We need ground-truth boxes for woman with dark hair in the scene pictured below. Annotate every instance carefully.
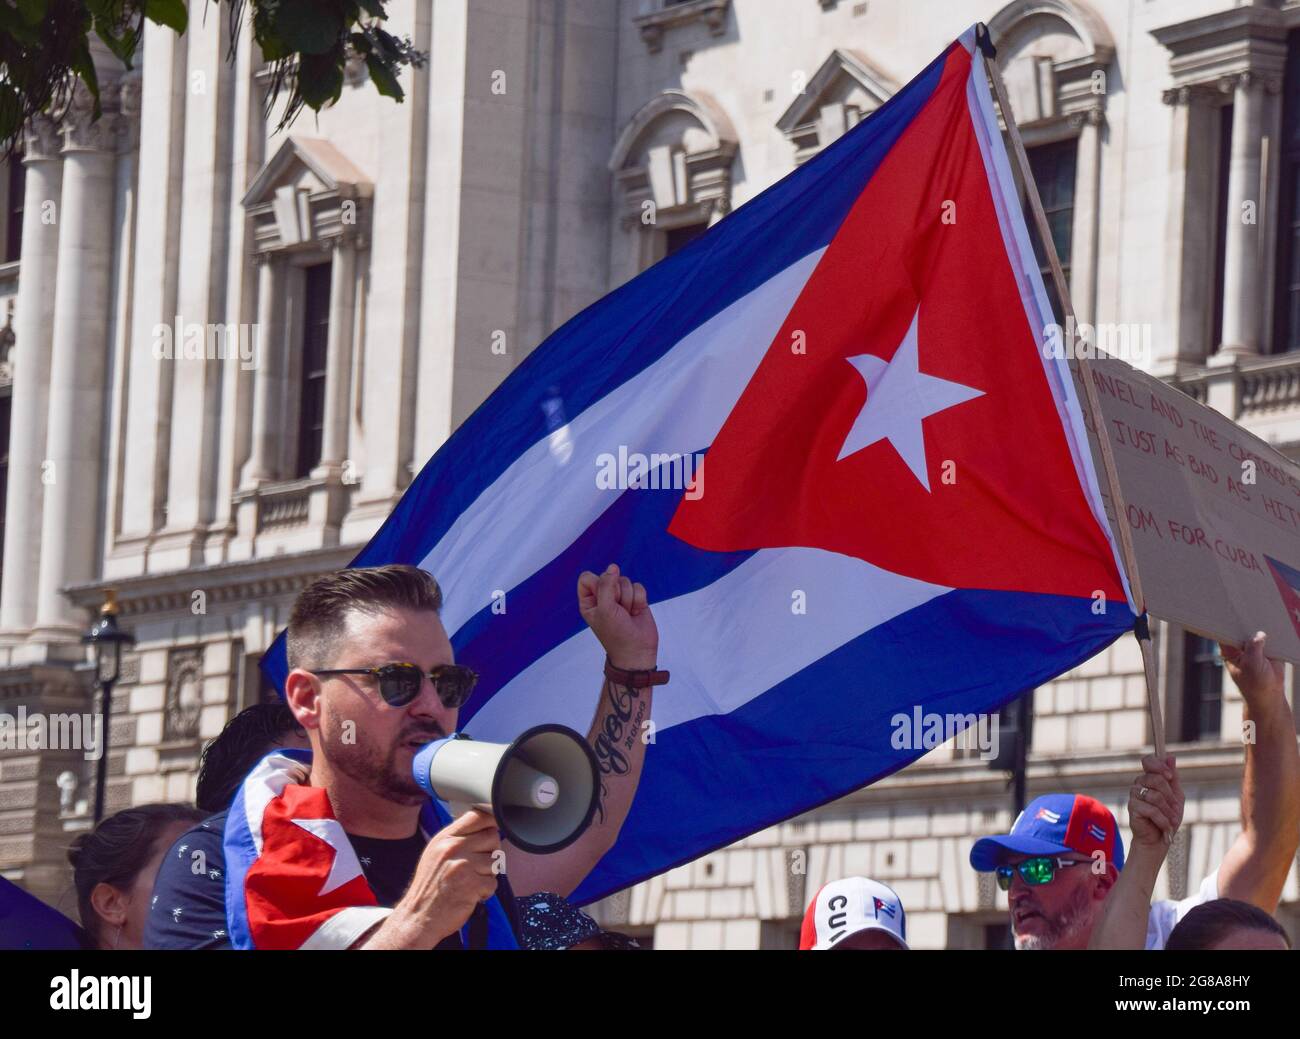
[195,700,308,813]
[1164,898,1292,951]
[67,803,206,950]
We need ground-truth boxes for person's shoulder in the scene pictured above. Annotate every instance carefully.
[162,810,229,869]
[144,810,233,950]
[1145,872,1219,950]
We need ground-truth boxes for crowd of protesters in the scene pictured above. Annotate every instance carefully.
[43,566,1300,951]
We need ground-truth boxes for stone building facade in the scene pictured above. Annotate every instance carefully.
[2,0,1299,947]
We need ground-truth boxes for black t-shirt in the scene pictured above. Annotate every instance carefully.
[143,810,518,950]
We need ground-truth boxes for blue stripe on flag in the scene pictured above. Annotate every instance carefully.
[569,586,1128,903]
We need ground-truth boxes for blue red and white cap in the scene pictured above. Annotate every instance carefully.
[799,877,908,950]
[969,793,1124,872]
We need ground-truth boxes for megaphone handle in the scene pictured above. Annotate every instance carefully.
[467,901,490,949]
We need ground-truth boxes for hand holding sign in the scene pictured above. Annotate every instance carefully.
[1219,632,1286,714]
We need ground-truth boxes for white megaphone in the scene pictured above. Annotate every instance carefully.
[412,724,600,854]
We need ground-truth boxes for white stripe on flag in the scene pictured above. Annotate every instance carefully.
[963,51,1133,612]
[465,546,951,741]
[422,248,829,637]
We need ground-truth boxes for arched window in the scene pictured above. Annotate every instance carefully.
[609,90,738,281]
[989,0,1116,327]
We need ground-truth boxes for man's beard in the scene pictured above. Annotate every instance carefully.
[322,713,446,806]
[1013,886,1095,950]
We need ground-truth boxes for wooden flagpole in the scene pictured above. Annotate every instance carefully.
[975,27,1166,759]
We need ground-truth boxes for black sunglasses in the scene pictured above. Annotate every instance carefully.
[311,662,479,709]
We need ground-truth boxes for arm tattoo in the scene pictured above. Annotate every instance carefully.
[591,679,649,824]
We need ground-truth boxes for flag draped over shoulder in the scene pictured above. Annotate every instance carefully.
[262,26,1133,904]
[223,750,517,949]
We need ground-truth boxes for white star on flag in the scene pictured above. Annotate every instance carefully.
[837,305,984,491]
[292,817,366,896]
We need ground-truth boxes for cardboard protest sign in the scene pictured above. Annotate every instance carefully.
[1075,354,1300,664]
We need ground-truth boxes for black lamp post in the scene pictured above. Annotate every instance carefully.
[83,590,135,824]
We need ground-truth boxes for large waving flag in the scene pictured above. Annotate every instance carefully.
[263,27,1133,903]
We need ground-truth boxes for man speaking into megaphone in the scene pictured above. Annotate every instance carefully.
[144,562,663,951]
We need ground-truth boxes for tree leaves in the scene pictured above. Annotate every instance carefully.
[143,0,187,33]
[364,53,401,100]
[297,50,344,109]
[273,0,343,57]
[0,0,424,154]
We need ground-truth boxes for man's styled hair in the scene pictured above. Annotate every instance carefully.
[195,700,306,813]
[287,564,443,671]
[1165,898,1292,950]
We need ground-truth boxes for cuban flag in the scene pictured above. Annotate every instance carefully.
[263,27,1133,904]
[223,750,517,948]
[1265,555,1300,641]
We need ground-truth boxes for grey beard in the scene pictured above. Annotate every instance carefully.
[1013,886,1095,950]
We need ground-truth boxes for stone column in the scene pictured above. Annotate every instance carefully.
[1218,72,1267,357]
[0,117,64,637]
[100,74,142,561]
[241,254,286,485]
[158,9,233,560]
[31,92,121,639]
[314,237,357,476]
[115,21,187,552]
[1067,106,1104,329]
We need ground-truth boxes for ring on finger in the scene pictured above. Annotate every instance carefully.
[1139,786,1149,800]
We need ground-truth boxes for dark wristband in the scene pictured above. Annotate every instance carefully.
[604,657,670,689]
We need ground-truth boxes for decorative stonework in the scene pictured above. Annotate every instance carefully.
[164,648,203,742]
[609,89,738,231]
[1150,5,1288,94]
[116,74,143,152]
[0,299,15,389]
[1067,104,1104,130]
[59,79,122,154]
[22,114,63,164]
[242,136,373,255]
[1157,72,1282,108]
[776,49,896,164]
[987,0,1115,132]
[633,0,731,54]
[64,545,356,621]
[116,653,141,687]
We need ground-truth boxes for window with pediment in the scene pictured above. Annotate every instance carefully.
[609,90,738,279]
[776,49,896,166]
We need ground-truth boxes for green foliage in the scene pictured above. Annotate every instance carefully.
[0,0,425,153]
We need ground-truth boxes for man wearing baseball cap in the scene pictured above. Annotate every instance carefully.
[970,632,1300,950]
[800,877,908,950]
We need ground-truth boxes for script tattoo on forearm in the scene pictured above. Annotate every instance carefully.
[591,679,649,824]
